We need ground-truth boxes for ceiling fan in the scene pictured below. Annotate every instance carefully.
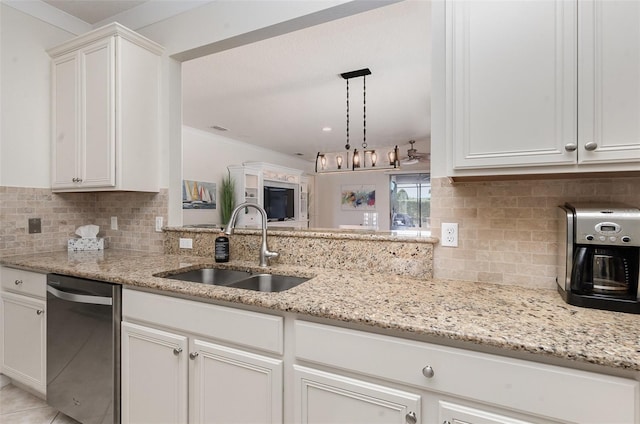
[400,140,430,165]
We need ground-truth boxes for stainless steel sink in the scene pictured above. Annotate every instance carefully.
[162,268,252,286]
[226,274,309,292]
[159,267,309,292]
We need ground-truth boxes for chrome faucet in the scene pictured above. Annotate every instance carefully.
[224,202,279,267]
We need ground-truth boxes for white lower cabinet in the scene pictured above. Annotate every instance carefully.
[294,365,420,424]
[121,322,189,423]
[0,293,46,394]
[438,401,539,424]
[190,339,283,423]
[0,267,47,395]
[121,289,284,424]
[294,321,639,424]
[121,288,638,424]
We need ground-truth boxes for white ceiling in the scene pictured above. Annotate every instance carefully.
[182,0,431,163]
[18,0,431,164]
[41,0,147,24]
[7,0,213,33]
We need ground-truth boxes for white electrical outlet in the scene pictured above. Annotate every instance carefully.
[110,216,118,230]
[179,238,193,249]
[441,223,459,247]
[155,216,163,232]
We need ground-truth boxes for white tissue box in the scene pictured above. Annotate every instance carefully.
[68,237,105,251]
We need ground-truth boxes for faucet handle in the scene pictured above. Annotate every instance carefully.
[265,250,279,259]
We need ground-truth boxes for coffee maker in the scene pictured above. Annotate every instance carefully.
[557,203,640,314]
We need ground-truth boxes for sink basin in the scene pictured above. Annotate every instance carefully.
[159,267,309,292]
[226,274,309,292]
[162,268,252,286]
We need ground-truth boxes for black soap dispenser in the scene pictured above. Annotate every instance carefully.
[215,233,230,262]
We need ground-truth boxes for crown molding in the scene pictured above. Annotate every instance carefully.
[2,0,214,36]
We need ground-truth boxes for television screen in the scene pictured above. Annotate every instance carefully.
[264,186,295,221]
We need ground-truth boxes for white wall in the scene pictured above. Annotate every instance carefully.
[430,0,445,178]
[183,126,431,230]
[182,126,313,225]
[135,1,394,225]
[0,4,73,187]
[0,0,396,216]
[315,171,391,230]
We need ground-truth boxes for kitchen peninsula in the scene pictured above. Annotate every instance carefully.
[2,248,638,370]
[1,228,638,423]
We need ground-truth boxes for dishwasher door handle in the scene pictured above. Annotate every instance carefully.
[47,285,113,306]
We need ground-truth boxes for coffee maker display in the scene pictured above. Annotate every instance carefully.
[557,203,640,314]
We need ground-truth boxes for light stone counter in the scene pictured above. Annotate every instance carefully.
[1,249,639,373]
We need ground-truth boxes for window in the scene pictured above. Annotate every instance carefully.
[390,174,430,230]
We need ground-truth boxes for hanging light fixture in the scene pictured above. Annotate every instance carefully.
[388,146,399,167]
[316,68,400,173]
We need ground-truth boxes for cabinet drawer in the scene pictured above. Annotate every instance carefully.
[1,267,46,299]
[295,321,638,424]
[123,289,283,355]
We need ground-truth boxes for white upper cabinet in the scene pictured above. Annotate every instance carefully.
[447,0,640,176]
[48,23,163,192]
[578,0,640,164]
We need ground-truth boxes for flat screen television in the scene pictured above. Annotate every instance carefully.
[263,185,295,221]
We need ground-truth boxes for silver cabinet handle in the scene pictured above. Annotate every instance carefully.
[584,141,598,151]
[14,279,23,285]
[422,365,434,378]
[173,348,182,355]
[189,352,199,360]
[405,411,417,424]
[36,309,44,315]
[564,143,577,152]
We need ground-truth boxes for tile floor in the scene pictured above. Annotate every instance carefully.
[0,377,79,424]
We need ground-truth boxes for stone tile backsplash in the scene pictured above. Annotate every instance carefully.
[3,174,638,291]
[430,176,640,289]
[0,186,167,256]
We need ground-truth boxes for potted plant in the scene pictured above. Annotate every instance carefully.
[220,172,236,225]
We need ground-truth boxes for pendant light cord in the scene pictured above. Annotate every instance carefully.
[362,75,367,149]
[345,79,350,150]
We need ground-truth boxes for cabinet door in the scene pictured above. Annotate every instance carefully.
[294,365,420,424]
[51,51,80,189]
[578,0,640,164]
[189,338,283,424]
[438,400,559,424]
[121,322,188,424]
[0,292,46,394]
[448,0,577,169]
[228,166,263,227]
[80,38,116,188]
[299,180,309,222]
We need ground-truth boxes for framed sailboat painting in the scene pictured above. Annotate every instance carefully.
[182,180,217,209]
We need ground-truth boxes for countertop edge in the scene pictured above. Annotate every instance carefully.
[1,250,638,374]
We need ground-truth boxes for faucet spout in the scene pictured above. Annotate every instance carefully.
[223,202,278,267]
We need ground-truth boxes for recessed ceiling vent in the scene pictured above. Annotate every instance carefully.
[210,125,229,131]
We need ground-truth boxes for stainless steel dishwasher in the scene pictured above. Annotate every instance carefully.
[46,274,121,424]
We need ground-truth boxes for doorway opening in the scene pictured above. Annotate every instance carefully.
[390,174,431,231]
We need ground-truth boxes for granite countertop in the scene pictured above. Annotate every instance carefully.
[1,249,639,373]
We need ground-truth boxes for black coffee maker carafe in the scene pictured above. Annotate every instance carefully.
[571,246,637,296]
[558,203,640,314]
